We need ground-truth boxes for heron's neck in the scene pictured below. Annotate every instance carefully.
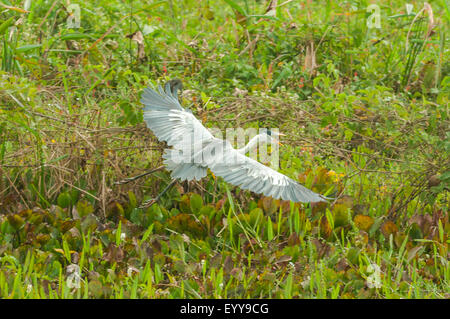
[237,135,261,154]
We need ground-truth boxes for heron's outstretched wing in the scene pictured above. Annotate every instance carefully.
[141,85,214,149]
[142,83,327,203]
[209,145,327,203]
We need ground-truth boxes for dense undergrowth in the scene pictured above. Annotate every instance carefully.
[0,0,448,298]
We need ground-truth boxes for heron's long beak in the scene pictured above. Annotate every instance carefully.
[277,132,285,145]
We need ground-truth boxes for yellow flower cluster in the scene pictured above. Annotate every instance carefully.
[327,170,344,182]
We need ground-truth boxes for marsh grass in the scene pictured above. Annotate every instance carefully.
[0,0,448,298]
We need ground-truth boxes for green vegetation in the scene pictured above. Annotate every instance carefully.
[0,0,448,298]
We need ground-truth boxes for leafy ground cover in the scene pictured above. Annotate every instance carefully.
[0,0,448,298]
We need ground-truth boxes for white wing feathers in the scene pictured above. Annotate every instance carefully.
[209,147,327,203]
[141,85,327,203]
[142,85,213,148]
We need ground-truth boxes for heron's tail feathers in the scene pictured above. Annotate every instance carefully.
[162,149,207,181]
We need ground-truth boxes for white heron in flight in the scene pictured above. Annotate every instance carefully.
[124,79,328,207]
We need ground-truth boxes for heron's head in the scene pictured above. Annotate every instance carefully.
[260,129,285,145]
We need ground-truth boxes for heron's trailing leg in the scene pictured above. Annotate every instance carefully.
[115,165,164,185]
[139,179,177,209]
